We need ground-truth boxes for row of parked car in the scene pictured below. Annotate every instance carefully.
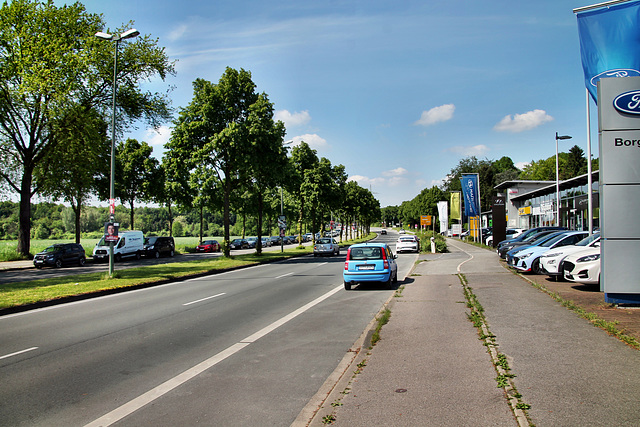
[495,226,601,285]
[33,233,176,269]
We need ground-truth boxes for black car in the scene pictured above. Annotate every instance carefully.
[230,239,249,249]
[33,243,86,268]
[143,236,175,258]
[381,229,387,235]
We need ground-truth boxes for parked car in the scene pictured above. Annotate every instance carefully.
[507,231,588,274]
[314,238,340,256]
[562,247,600,285]
[261,237,272,247]
[33,243,86,269]
[230,239,249,249]
[143,236,175,258]
[93,230,144,262]
[381,229,387,235]
[488,228,525,246]
[396,235,420,253]
[270,236,282,246]
[398,229,406,234]
[303,233,314,242]
[196,239,220,253]
[343,243,398,290]
[503,231,566,261]
[246,237,258,248]
[498,229,563,259]
[540,233,600,279]
[496,226,566,252]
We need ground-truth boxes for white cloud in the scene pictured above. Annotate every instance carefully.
[515,161,530,170]
[145,126,172,147]
[292,133,328,150]
[446,144,490,157]
[347,175,386,187]
[382,167,408,177]
[414,104,455,126]
[493,109,553,133]
[275,110,311,128]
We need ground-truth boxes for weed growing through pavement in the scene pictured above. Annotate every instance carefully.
[459,274,533,426]
[371,308,391,346]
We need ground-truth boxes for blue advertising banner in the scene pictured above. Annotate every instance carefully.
[460,174,480,218]
[576,1,640,103]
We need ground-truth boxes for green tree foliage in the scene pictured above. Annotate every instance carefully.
[113,138,160,229]
[0,0,175,256]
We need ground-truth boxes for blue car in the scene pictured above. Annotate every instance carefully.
[343,243,398,290]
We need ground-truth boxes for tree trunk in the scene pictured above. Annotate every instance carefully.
[199,204,204,244]
[167,203,173,237]
[223,172,231,257]
[256,191,263,255]
[17,169,34,257]
[72,201,82,244]
[128,199,135,230]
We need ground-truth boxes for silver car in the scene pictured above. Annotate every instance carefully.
[313,238,340,256]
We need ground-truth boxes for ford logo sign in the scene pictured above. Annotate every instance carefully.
[590,68,640,87]
[613,90,640,115]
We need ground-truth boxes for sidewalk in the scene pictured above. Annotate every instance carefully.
[303,239,640,426]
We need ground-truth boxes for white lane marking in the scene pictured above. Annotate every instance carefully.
[0,347,38,360]
[182,293,226,306]
[84,284,343,427]
[275,272,294,279]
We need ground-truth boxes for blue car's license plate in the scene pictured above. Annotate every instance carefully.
[358,264,374,270]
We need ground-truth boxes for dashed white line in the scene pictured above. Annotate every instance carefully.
[0,347,38,360]
[275,272,294,279]
[182,293,226,306]
[84,284,343,427]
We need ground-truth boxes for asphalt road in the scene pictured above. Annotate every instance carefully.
[0,232,415,426]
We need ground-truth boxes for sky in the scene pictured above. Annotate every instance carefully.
[57,0,601,208]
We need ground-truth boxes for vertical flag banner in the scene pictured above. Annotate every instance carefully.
[460,174,480,218]
[450,192,461,220]
[437,201,448,233]
[576,1,640,103]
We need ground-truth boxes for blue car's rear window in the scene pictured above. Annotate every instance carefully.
[350,247,383,260]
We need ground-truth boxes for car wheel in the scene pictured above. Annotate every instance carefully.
[135,252,141,260]
[154,250,160,259]
[78,257,85,267]
[115,253,122,262]
[385,275,393,289]
[54,259,63,268]
[344,281,351,290]
[532,258,541,274]
[170,249,174,257]
[393,270,398,283]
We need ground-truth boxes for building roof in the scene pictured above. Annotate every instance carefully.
[510,171,599,201]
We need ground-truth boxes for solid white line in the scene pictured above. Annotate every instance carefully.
[0,347,38,360]
[84,284,344,427]
[275,272,294,279]
[182,293,226,306]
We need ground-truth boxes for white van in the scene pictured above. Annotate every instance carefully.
[93,230,144,262]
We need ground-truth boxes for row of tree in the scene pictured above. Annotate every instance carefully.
[382,149,597,228]
[0,1,379,257]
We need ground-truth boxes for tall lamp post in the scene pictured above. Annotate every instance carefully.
[95,28,139,276]
[555,132,572,226]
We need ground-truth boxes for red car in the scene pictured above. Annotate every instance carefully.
[196,240,220,253]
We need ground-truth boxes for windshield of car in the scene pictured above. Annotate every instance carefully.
[144,237,158,245]
[318,238,332,244]
[202,240,214,245]
[576,233,600,246]
[533,232,564,247]
[349,246,384,260]
[540,233,571,247]
[42,245,62,253]
[398,237,414,242]
[523,231,554,243]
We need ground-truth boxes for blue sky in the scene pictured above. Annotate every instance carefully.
[70,0,598,208]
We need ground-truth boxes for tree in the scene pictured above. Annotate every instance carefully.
[114,138,160,229]
[565,145,587,179]
[243,94,287,254]
[0,0,174,256]
[35,105,110,243]
[289,142,320,241]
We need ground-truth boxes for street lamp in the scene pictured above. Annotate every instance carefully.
[95,28,139,276]
[555,132,572,226]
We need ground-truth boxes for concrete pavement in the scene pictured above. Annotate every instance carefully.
[301,238,640,426]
